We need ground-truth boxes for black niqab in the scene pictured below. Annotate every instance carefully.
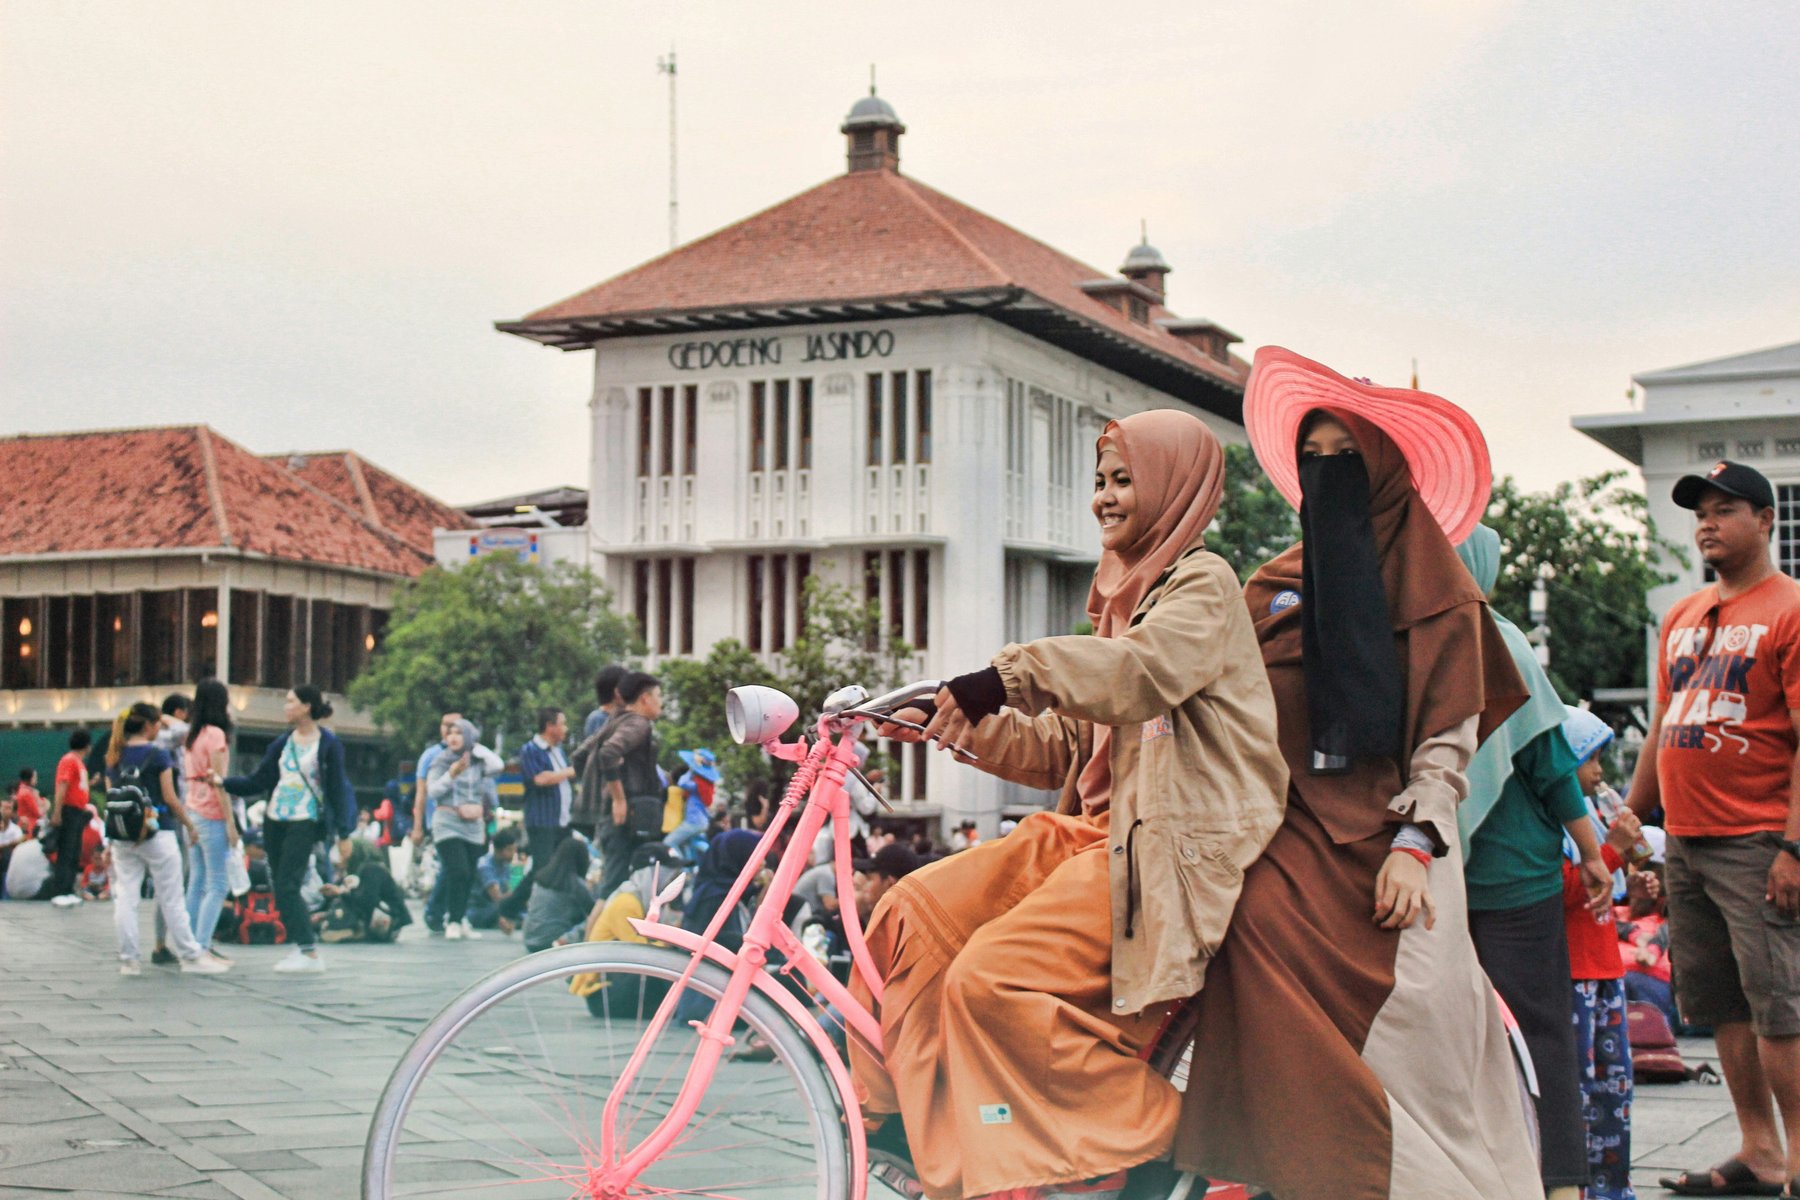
[1297,451,1406,772]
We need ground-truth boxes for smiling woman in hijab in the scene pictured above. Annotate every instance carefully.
[1172,348,1539,1200]
[856,408,1288,1200]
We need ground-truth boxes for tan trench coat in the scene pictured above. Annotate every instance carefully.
[964,547,1288,1015]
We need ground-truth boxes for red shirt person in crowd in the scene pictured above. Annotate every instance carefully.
[1629,460,1800,1197]
[12,769,43,838]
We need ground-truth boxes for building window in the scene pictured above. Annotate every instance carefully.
[231,590,262,684]
[863,551,882,650]
[659,385,677,476]
[141,590,183,684]
[799,379,814,469]
[890,371,909,466]
[2,597,39,690]
[656,559,673,655]
[683,385,698,475]
[750,381,767,472]
[679,558,696,654]
[915,370,932,463]
[634,561,652,644]
[1127,296,1149,323]
[70,594,94,686]
[913,549,931,650]
[42,596,70,688]
[774,380,791,471]
[747,555,766,652]
[186,587,219,681]
[261,596,295,688]
[771,555,789,652]
[309,599,337,689]
[637,387,654,478]
[1779,485,1800,578]
[866,374,884,467]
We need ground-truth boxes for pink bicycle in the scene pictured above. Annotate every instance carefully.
[361,679,1214,1199]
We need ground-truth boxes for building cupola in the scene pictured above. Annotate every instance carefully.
[1119,230,1171,301]
[842,86,904,173]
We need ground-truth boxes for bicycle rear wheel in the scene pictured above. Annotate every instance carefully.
[363,942,849,1200]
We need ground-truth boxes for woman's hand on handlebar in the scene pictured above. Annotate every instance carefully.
[876,707,933,741]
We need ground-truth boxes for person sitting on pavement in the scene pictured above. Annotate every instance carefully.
[317,836,414,944]
[1619,870,1676,1030]
[466,825,523,933]
[522,836,598,954]
[0,793,32,898]
[568,842,684,1017]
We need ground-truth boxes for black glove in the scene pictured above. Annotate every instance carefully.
[945,667,1006,726]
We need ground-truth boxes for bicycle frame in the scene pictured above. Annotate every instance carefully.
[600,715,886,1198]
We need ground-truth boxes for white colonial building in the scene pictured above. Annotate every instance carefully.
[496,94,1254,830]
[1574,340,1800,630]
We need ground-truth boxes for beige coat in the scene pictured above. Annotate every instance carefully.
[963,547,1288,1015]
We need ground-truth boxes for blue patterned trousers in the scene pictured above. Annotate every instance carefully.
[1573,978,1637,1200]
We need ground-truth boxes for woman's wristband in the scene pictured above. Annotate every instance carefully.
[1390,846,1433,869]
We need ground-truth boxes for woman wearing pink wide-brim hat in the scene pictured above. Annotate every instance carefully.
[1171,347,1543,1200]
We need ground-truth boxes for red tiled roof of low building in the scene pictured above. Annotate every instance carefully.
[269,450,468,555]
[515,169,1246,388]
[0,426,433,576]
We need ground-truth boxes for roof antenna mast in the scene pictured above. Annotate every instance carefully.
[656,47,678,248]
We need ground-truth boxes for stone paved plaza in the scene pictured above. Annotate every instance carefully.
[0,898,1733,1198]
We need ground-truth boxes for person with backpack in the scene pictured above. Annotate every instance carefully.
[1559,706,1643,1200]
[182,680,239,957]
[106,703,229,976]
[588,674,665,898]
[215,685,357,974]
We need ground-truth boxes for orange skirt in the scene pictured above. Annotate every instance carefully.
[850,811,1179,1199]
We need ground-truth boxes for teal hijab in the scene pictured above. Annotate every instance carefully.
[1453,525,1571,854]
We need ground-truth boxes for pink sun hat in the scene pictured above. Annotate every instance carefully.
[1244,345,1493,545]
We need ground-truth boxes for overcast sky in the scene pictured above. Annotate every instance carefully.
[4,1,1797,508]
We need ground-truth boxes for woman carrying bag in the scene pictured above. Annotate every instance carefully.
[1173,348,1539,1200]
[861,408,1289,1200]
[217,684,356,974]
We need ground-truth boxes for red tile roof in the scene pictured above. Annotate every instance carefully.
[0,427,434,576]
[268,451,468,554]
[509,168,1247,391]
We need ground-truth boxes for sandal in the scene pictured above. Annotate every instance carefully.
[1661,1161,1784,1196]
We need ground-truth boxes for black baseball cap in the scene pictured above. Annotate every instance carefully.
[853,843,922,879]
[1673,460,1775,512]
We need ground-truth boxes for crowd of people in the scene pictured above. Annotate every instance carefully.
[3,347,1794,1200]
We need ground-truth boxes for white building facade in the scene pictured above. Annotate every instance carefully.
[501,95,1252,831]
[1574,340,1800,677]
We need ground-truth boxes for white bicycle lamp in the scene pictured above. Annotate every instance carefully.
[726,685,800,745]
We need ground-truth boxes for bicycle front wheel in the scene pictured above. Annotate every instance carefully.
[363,941,849,1200]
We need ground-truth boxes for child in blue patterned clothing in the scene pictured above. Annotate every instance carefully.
[1560,706,1640,1200]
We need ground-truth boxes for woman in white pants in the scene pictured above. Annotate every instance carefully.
[106,703,229,976]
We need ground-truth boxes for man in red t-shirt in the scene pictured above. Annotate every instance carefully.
[1631,460,1800,1196]
[43,729,95,905]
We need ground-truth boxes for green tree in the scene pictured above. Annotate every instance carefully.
[1482,472,1686,703]
[656,576,916,791]
[348,555,642,756]
[1215,443,1299,582]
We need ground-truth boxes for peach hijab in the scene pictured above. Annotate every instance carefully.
[1078,409,1227,811]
